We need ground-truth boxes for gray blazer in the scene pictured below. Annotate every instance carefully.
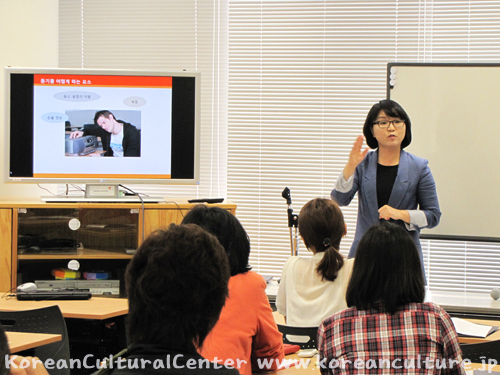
[331,150,441,264]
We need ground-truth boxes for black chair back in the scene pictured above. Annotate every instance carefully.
[277,323,318,349]
[0,305,70,375]
[460,339,500,363]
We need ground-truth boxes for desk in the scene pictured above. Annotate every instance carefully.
[255,354,500,374]
[6,332,62,353]
[273,353,318,374]
[273,310,500,349]
[266,279,279,303]
[266,284,500,319]
[1,297,129,370]
[267,283,500,341]
[428,291,500,318]
[273,311,500,344]
[0,297,128,320]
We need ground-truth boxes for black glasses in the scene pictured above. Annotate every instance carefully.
[373,119,405,129]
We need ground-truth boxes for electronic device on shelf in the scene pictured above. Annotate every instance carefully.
[16,290,92,301]
[5,67,201,194]
[35,280,120,296]
[18,234,80,254]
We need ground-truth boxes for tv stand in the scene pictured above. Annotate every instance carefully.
[0,198,237,292]
[41,196,166,203]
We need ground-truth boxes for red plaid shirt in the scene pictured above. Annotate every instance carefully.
[317,302,465,375]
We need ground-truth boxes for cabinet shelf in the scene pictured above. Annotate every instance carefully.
[18,248,133,260]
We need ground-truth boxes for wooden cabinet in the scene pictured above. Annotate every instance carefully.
[0,209,12,292]
[0,199,236,292]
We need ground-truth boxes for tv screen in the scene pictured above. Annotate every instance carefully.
[5,68,200,185]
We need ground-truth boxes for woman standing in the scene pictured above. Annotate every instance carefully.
[276,198,353,327]
[331,99,441,270]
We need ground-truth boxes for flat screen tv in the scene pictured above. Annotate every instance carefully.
[4,67,200,187]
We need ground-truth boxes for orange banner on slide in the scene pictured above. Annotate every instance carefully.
[33,173,171,179]
[34,74,172,88]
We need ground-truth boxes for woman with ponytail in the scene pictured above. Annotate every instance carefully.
[276,198,353,327]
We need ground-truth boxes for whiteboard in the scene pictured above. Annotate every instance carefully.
[388,63,500,241]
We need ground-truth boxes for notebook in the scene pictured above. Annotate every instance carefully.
[451,317,499,338]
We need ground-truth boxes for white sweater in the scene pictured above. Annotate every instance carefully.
[276,252,353,327]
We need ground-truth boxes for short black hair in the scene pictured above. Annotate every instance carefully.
[363,99,412,149]
[0,324,9,375]
[181,204,251,276]
[125,223,230,353]
[346,222,425,314]
[94,110,115,124]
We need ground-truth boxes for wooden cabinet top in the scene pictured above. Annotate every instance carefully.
[0,198,236,210]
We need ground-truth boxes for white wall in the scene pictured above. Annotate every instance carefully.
[0,0,59,198]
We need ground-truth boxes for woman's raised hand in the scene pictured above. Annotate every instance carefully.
[343,135,369,180]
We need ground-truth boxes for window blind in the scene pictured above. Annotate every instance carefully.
[59,0,228,199]
[227,0,500,292]
[59,0,500,293]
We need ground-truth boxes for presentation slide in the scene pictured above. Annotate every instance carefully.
[32,74,172,179]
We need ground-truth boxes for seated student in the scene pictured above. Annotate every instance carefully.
[318,222,465,375]
[70,110,141,157]
[97,224,239,374]
[181,205,284,375]
[276,198,354,327]
[0,323,49,375]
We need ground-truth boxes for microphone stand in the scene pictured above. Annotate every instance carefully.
[282,187,299,256]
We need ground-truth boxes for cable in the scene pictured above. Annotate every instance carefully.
[70,184,86,193]
[118,185,145,242]
[164,201,186,218]
[36,184,86,197]
[1,286,19,300]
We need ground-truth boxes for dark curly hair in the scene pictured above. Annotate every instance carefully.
[346,221,425,314]
[181,205,251,276]
[126,223,230,353]
[298,198,346,282]
[363,99,412,149]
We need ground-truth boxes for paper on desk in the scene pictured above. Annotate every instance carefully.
[257,359,304,373]
[277,359,301,369]
[451,317,499,338]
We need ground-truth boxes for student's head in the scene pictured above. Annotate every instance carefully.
[363,99,412,149]
[298,198,346,282]
[181,205,251,276]
[346,221,425,314]
[125,223,230,353]
[94,110,115,123]
[0,324,9,375]
[94,110,118,133]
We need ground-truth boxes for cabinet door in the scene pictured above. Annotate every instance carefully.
[143,209,190,240]
[143,204,236,243]
[0,209,12,291]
